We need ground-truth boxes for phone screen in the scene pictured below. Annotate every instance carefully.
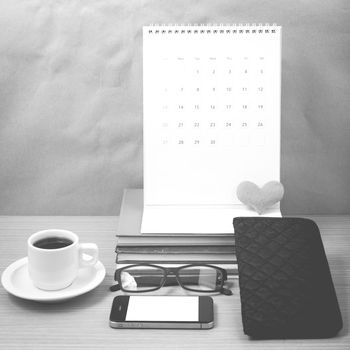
[125,296,199,322]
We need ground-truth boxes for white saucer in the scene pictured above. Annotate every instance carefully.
[1,257,106,302]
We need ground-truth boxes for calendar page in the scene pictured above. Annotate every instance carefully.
[142,25,281,233]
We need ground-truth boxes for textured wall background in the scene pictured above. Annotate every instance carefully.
[0,0,349,215]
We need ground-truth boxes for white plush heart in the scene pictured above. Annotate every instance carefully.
[236,181,284,214]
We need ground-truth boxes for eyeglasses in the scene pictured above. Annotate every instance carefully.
[110,264,232,295]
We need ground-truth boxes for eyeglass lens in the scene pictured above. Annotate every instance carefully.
[177,266,223,291]
[120,266,165,291]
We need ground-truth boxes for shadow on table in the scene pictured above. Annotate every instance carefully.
[332,257,349,338]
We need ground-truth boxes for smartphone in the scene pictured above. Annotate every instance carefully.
[109,295,214,329]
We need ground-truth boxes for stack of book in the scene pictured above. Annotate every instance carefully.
[116,189,237,276]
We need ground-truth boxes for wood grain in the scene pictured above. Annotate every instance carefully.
[0,216,349,349]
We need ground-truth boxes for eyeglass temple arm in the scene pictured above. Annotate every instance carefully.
[110,283,121,292]
[221,287,232,295]
[110,282,232,295]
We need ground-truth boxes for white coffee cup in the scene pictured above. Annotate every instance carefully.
[27,229,99,291]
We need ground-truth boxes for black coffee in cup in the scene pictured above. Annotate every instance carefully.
[33,237,73,250]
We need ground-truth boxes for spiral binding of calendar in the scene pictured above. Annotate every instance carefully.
[147,23,279,34]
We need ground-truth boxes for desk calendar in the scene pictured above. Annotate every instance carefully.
[142,24,282,234]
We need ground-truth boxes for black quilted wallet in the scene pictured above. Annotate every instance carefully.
[233,217,342,339]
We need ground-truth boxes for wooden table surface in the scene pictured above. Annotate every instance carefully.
[0,216,349,349]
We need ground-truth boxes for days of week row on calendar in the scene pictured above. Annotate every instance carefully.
[157,56,268,76]
[159,56,268,65]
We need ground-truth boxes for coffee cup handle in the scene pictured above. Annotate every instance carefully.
[79,243,99,267]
